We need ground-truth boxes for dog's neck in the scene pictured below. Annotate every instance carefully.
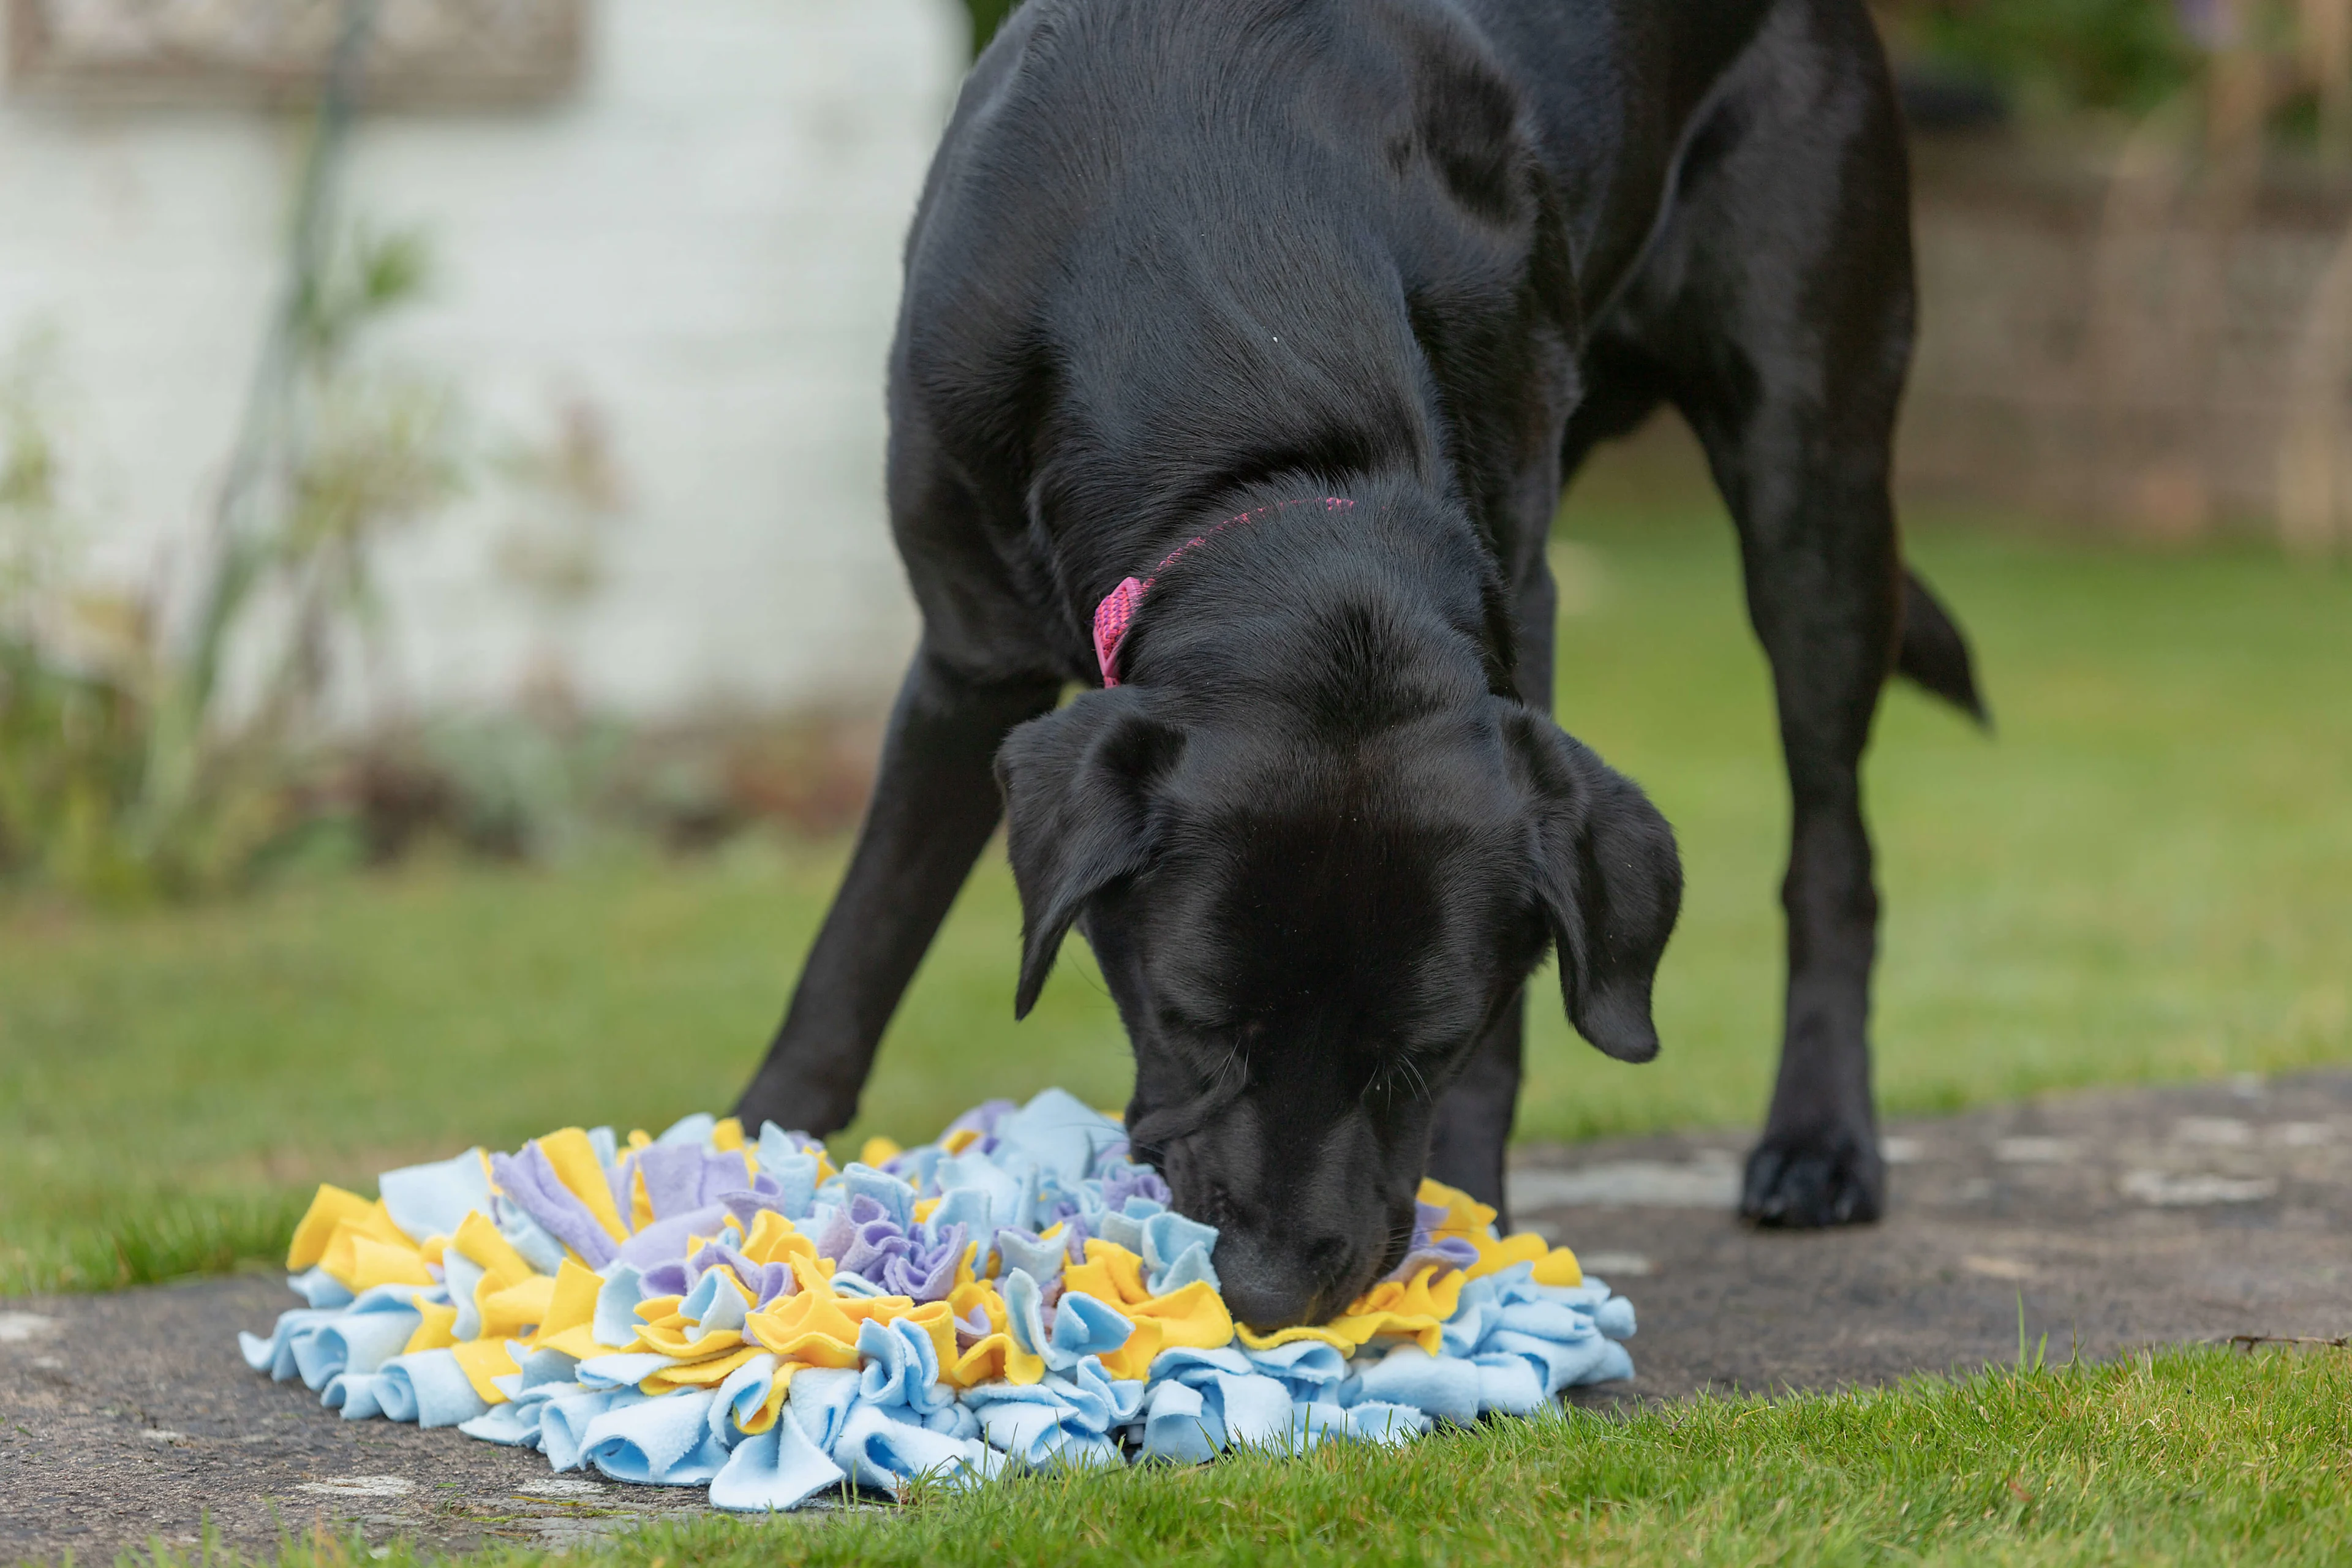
[1093,495,1360,687]
[1105,475,1513,723]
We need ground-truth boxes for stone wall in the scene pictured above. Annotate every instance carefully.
[1901,136,2352,549]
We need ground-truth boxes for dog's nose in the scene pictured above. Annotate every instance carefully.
[1218,1272,1319,1335]
[1213,1230,1357,1333]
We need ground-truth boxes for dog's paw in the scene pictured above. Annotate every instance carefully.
[1740,1130,1885,1228]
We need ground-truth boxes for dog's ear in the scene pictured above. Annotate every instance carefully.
[1498,701,1683,1063]
[995,687,1183,1018]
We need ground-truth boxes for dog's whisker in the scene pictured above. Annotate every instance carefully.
[1215,1041,1248,1098]
[1394,1052,1431,1106]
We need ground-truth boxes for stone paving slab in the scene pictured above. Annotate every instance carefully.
[1532,1069,2352,1404]
[5,1071,2348,1563]
[1,1275,756,1561]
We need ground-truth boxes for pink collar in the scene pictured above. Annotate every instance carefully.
[1092,496,1354,686]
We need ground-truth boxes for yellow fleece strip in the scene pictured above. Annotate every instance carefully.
[286,1185,375,1272]
[449,1337,518,1404]
[535,1128,628,1242]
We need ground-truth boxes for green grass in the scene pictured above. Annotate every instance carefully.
[4,505,2348,1292]
[144,1346,2352,1567]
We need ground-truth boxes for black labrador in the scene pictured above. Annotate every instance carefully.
[736,0,1985,1332]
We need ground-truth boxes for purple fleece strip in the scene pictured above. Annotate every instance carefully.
[490,1145,620,1268]
[815,1195,967,1303]
[640,1239,797,1305]
[718,1187,788,1234]
[1099,1163,1170,1210]
[632,1146,721,1219]
[1385,1200,1480,1283]
[614,1204,730,1270]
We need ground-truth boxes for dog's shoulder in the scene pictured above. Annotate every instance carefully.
[893,0,1568,396]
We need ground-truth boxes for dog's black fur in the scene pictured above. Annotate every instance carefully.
[736,0,1985,1330]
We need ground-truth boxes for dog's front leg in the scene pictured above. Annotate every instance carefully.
[1424,530,1561,1224]
[1424,1006,1526,1220]
[734,646,1060,1137]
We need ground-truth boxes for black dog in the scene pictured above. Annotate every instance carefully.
[736,0,1984,1331]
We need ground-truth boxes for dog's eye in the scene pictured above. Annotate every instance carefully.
[1153,1004,1212,1038]
[1156,1006,1261,1046]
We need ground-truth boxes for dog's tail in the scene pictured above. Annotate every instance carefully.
[1896,567,1989,727]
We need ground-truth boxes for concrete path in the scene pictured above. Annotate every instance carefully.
[5,1071,2347,1563]
[1526,1069,2351,1406]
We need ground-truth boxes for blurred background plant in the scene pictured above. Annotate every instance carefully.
[0,0,895,908]
[328,391,879,867]
[965,0,1017,53]
[0,224,465,903]
[0,299,881,901]
[0,326,135,894]
[494,393,628,707]
[1876,0,2351,151]
[1883,0,2203,121]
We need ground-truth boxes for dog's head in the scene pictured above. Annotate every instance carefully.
[996,680,1679,1330]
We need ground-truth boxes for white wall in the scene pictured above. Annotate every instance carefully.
[0,0,964,717]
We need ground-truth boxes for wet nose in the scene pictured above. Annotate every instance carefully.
[1219,1272,1317,1334]
[1214,1230,1355,1333]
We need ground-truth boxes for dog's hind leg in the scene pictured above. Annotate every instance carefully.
[735,646,1061,1138]
[1612,2,1916,1227]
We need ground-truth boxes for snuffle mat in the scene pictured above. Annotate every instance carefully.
[240,1090,1635,1510]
